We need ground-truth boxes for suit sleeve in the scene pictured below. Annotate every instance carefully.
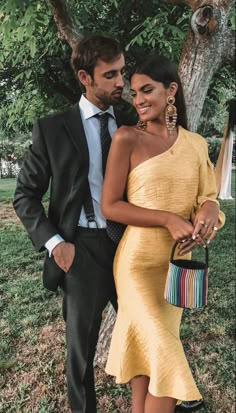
[13,120,58,251]
[191,139,225,228]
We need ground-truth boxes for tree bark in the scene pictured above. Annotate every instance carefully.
[94,305,116,368]
[177,0,234,130]
[49,0,82,48]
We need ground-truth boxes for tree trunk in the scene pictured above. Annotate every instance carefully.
[178,2,234,131]
[50,0,82,47]
[94,304,116,368]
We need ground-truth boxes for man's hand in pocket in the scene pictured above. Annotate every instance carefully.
[52,242,75,272]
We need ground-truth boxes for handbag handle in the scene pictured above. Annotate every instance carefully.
[170,241,209,267]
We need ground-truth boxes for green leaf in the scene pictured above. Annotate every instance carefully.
[136,35,143,46]
[25,24,34,37]
[230,14,236,30]
[29,37,36,58]
[17,26,25,42]
[23,6,35,25]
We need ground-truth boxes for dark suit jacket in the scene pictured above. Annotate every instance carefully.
[13,102,137,291]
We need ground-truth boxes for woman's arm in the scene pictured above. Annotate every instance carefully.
[191,140,225,239]
[179,139,225,255]
[101,127,194,242]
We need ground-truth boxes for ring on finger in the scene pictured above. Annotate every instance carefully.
[204,224,208,228]
[199,220,205,225]
[181,238,187,243]
[213,226,218,231]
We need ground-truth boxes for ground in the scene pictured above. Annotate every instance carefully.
[0,177,235,413]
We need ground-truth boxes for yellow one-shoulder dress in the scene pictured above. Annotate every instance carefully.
[105,127,225,401]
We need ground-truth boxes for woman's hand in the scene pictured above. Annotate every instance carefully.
[179,201,220,256]
[165,213,194,242]
[177,237,205,256]
[165,213,206,256]
[192,201,220,244]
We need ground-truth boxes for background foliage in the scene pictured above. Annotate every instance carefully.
[0,0,235,165]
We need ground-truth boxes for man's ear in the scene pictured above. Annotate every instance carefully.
[77,70,92,87]
[168,82,178,97]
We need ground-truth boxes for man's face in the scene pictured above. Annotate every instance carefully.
[79,54,125,110]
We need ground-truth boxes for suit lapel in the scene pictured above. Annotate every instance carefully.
[63,103,89,171]
[63,102,136,172]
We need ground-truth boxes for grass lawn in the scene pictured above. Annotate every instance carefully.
[0,174,235,413]
[0,178,18,202]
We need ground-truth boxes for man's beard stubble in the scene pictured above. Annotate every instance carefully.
[91,82,123,106]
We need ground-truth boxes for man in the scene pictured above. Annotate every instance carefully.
[13,34,203,412]
[14,35,135,413]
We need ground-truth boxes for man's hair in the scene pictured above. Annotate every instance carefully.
[71,34,123,79]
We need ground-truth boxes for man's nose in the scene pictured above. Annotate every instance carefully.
[116,73,125,88]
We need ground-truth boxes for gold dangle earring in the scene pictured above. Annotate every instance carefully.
[165,96,177,134]
[137,120,147,131]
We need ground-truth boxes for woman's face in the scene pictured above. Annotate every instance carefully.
[130,73,177,123]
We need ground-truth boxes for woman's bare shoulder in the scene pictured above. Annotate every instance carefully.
[113,125,138,146]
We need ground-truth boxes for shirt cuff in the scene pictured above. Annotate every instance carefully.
[45,234,64,257]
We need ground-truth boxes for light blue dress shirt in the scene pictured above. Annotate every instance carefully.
[45,94,118,255]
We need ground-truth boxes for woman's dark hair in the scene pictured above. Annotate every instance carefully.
[133,55,188,129]
[71,34,123,79]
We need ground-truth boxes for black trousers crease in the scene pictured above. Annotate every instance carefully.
[61,228,117,413]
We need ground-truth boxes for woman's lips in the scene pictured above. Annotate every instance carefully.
[137,106,151,115]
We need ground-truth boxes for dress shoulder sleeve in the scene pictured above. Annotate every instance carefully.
[190,133,225,228]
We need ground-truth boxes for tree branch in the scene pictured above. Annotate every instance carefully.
[49,0,83,48]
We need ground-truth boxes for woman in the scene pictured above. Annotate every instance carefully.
[101,55,225,413]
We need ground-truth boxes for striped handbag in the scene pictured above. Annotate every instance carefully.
[164,242,209,309]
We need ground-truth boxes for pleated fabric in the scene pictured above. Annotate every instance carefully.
[106,127,224,401]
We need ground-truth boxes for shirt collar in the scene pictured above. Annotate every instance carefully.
[79,94,115,120]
